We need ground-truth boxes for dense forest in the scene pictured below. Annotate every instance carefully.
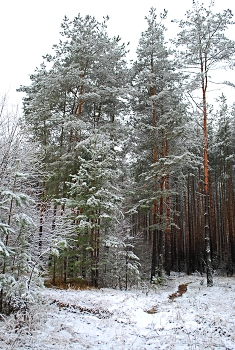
[1,1,235,314]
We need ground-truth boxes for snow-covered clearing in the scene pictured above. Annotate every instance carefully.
[1,274,235,349]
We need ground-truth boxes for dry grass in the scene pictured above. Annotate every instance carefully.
[44,278,94,290]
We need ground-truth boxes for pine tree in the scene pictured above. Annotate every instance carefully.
[129,8,188,280]
[18,14,129,280]
[60,133,124,287]
[174,0,235,286]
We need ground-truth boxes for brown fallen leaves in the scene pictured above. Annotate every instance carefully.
[51,300,113,319]
[146,306,158,314]
[168,283,189,301]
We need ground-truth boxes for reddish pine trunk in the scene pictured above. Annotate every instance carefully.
[201,58,213,286]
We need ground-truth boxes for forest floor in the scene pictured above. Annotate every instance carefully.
[0,273,235,349]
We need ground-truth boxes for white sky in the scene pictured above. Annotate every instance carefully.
[0,0,234,107]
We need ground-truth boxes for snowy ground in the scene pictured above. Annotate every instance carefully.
[1,274,235,349]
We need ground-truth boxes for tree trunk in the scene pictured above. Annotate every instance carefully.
[202,70,213,286]
[165,140,171,276]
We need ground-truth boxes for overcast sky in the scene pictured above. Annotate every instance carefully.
[0,0,234,107]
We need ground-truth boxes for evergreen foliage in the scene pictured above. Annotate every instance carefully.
[5,1,235,302]
[0,99,42,315]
